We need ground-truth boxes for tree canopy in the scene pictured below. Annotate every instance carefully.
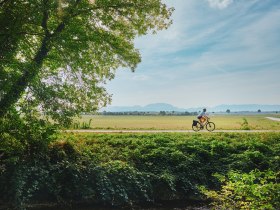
[0,0,173,124]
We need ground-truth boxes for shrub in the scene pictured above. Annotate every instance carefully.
[70,119,92,129]
[1,132,280,209]
[93,160,152,205]
[200,170,280,209]
[0,110,56,209]
[240,118,250,130]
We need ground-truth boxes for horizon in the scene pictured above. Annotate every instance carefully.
[105,102,280,108]
[102,102,280,112]
[105,0,280,108]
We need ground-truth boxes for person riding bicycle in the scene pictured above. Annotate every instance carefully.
[197,108,208,124]
[192,108,215,132]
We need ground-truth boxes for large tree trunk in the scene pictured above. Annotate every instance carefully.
[0,0,83,117]
[0,36,50,117]
[0,0,53,117]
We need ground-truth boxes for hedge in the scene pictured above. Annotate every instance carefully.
[1,131,280,209]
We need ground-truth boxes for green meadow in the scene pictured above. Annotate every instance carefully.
[70,114,280,130]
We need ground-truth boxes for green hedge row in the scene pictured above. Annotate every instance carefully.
[1,131,280,209]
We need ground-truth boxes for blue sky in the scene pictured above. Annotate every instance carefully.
[105,0,280,108]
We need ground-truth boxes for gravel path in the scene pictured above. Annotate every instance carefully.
[64,129,280,133]
[266,117,280,122]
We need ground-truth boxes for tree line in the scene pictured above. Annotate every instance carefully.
[99,111,198,116]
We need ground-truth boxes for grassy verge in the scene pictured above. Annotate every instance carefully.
[1,132,280,209]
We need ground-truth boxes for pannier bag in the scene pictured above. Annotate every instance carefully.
[192,120,198,126]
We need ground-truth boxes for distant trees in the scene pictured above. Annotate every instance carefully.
[258,109,261,113]
[101,111,198,116]
[159,111,166,116]
[226,109,231,114]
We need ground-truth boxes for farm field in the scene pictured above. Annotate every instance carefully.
[71,114,280,130]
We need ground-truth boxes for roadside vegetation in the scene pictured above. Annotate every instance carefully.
[1,131,280,209]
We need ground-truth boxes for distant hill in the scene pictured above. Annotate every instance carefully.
[103,103,186,112]
[102,103,280,112]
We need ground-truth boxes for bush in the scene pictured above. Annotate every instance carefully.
[1,132,280,209]
[240,118,250,130]
[0,110,56,209]
[93,161,152,205]
[201,170,280,209]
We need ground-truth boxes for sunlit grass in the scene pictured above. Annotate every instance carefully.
[70,114,280,130]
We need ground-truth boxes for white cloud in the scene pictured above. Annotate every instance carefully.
[207,0,234,9]
[132,75,150,81]
[106,0,280,107]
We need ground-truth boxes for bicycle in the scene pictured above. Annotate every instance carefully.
[192,117,215,132]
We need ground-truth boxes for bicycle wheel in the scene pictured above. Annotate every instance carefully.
[206,122,215,132]
[192,124,201,132]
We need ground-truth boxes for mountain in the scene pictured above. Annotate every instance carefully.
[144,103,186,112]
[103,103,186,112]
[102,103,280,112]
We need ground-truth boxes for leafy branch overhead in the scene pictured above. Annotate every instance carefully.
[0,0,173,123]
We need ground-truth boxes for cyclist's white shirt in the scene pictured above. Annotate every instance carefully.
[198,111,206,117]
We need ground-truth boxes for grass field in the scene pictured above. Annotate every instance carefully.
[71,113,280,130]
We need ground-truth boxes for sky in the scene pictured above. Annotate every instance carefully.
[105,0,280,108]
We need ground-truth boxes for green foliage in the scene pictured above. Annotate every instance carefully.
[201,170,280,209]
[71,119,92,129]
[241,118,250,130]
[1,132,280,209]
[93,161,152,205]
[0,0,174,122]
[0,109,57,209]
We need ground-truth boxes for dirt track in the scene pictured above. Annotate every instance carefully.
[266,117,280,122]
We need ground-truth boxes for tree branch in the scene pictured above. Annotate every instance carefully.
[0,32,45,36]
[51,0,82,37]
[0,0,10,7]
[74,2,150,16]
[0,1,52,117]
[41,0,50,36]
[0,0,84,117]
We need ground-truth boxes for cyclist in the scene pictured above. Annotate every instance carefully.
[197,108,208,125]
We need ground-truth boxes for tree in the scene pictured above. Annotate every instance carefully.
[159,111,166,116]
[0,0,173,124]
[226,109,230,114]
[258,109,261,113]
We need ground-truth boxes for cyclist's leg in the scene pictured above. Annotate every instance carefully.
[197,116,202,123]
